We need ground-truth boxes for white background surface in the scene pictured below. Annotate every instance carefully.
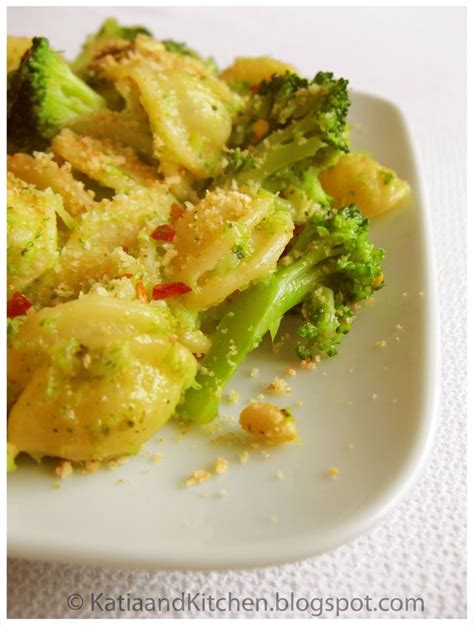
[7,6,466,618]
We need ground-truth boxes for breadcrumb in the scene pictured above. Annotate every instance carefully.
[267,377,292,395]
[275,470,285,480]
[295,400,304,408]
[285,367,296,377]
[239,450,249,464]
[226,389,240,404]
[185,457,229,488]
[107,456,129,470]
[250,368,259,378]
[272,332,290,354]
[327,466,339,479]
[151,453,161,463]
[219,488,228,498]
[82,459,101,474]
[214,457,229,474]
[376,340,386,348]
[371,393,378,400]
[185,469,212,487]
[55,460,73,479]
[300,359,316,370]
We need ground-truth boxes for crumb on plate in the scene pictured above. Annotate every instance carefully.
[267,377,292,395]
[55,460,73,479]
[185,469,212,488]
[226,389,240,404]
[214,457,229,474]
[239,450,249,464]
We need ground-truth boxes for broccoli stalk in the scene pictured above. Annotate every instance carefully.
[178,205,383,424]
[8,37,105,151]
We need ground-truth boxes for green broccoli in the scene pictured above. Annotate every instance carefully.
[162,39,218,74]
[162,39,200,58]
[295,286,352,359]
[71,18,152,77]
[8,37,105,152]
[220,71,349,187]
[178,204,384,424]
[268,163,332,223]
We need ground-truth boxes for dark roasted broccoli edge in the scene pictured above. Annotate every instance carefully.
[71,18,152,77]
[8,37,105,152]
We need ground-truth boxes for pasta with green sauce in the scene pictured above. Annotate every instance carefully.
[6,20,410,471]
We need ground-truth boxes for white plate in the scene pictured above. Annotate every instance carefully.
[7,92,439,570]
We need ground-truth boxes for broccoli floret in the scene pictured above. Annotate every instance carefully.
[99,17,151,40]
[295,287,351,359]
[71,18,152,77]
[231,71,349,148]
[162,39,199,58]
[267,164,332,224]
[223,147,256,175]
[8,37,105,152]
[162,39,218,74]
[221,71,350,189]
[178,203,383,423]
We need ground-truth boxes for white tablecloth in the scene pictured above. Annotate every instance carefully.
[7,6,466,618]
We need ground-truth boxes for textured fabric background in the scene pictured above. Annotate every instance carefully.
[7,6,467,619]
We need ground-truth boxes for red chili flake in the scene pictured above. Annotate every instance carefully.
[294,224,305,235]
[7,292,32,318]
[117,273,133,279]
[136,281,148,304]
[152,282,192,300]
[250,84,261,94]
[151,224,176,242]
[170,203,185,224]
[122,246,129,254]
